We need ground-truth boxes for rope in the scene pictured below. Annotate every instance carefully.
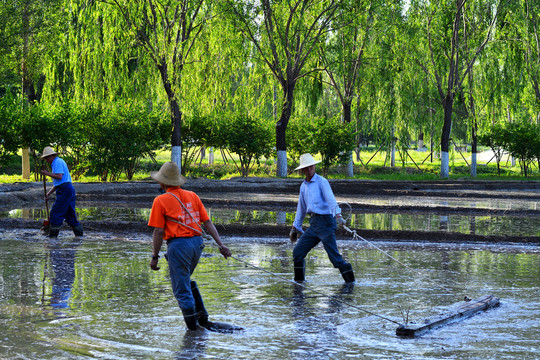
[338,202,458,296]
[167,193,402,326]
[343,225,415,271]
[219,245,402,326]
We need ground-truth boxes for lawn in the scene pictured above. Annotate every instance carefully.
[1,146,538,183]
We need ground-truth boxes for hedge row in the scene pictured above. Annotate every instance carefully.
[0,94,357,179]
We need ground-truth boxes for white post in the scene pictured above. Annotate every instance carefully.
[209,147,214,165]
[441,151,449,178]
[346,152,354,177]
[470,152,477,177]
[171,146,182,173]
[276,150,287,177]
[22,147,30,179]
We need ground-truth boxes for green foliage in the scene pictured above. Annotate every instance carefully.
[479,120,540,177]
[502,121,540,177]
[1,0,540,181]
[0,92,21,166]
[286,116,312,166]
[87,106,169,181]
[288,115,356,176]
[216,113,274,177]
[18,102,61,178]
[310,116,357,175]
[478,122,507,175]
[181,113,213,173]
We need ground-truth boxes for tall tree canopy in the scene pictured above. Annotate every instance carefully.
[2,0,539,178]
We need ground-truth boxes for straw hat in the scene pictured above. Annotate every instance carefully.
[151,161,187,186]
[40,146,58,159]
[294,153,321,170]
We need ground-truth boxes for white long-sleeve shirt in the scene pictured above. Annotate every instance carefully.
[292,173,341,232]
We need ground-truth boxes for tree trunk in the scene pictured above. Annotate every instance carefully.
[440,96,454,178]
[343,100,354,177]
[391,126,395,168]
[470,109,477,178]
[276,81,296,177]
[158,62,183,172]
[20,2,35,179]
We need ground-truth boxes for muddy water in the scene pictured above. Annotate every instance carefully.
[4,205,540,237]
[0,230,538,360]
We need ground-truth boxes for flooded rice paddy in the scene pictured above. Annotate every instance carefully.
[1,231,539,359]
[1,181,539,359]
[3,203,540,238]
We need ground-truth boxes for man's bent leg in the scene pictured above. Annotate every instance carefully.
[317,216,355,283]
[292,227,320,282]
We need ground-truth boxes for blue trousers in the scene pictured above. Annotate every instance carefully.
[50,183,80,228]
[166,236,204,311]
[293,215,348,269]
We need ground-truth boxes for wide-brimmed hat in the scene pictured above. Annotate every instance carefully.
[40,146,58,159]
[294,153,321,170]
[151,161,187,186]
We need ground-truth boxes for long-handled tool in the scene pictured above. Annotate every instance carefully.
[41,161,50,230]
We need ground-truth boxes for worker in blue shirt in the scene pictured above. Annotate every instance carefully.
[289,153,355,283]
[40,146,83,238]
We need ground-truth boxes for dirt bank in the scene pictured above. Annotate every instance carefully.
[1,178,539,244]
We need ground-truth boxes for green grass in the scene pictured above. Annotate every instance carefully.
[1,147,539,183]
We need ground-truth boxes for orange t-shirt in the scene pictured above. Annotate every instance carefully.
[148,187,210,240]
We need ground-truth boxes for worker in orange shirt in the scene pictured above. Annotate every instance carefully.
[148,161,231,331]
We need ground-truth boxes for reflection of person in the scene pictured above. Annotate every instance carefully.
[175,330,207,360]
[289,154,355,283]
[148,161,231,331]
[48,238,81,311]
[40,146,83,238]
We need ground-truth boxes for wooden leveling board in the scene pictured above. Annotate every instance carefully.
[396,295,500,338]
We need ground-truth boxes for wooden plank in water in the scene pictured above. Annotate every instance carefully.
[396,295,500,338]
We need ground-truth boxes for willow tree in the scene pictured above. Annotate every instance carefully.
[0,0,65,177]
[408,0,503,178]
[499,0,540,120]
[317,0,376,176]
[100,0,214,171]
[222,0,342,177]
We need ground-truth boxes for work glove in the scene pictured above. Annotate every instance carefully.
[336,215,346,227]
[289,228,299,242]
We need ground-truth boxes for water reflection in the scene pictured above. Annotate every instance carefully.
[45,238,81,312]
[0,235,539,359]
[3,206,540,237]
[175,331,207,360]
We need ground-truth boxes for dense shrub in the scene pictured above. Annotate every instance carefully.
[0,93,22,167]
[288,115,356,176]
[181,113,213,173]
[479,120,540,177]
[87,106,169,181]
[214,113,274,177]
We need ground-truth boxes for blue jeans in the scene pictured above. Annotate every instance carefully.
[50,183,80,228]
[293,215,348,269]
[166,236,204,311]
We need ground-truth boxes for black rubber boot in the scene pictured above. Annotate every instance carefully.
[181,307,198,331]
[190,281,209,327]
[294,261,305,282]
[41,225,50,236]
[339,263,355,283]
[72,224,84,236]
[49,227,60,238]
